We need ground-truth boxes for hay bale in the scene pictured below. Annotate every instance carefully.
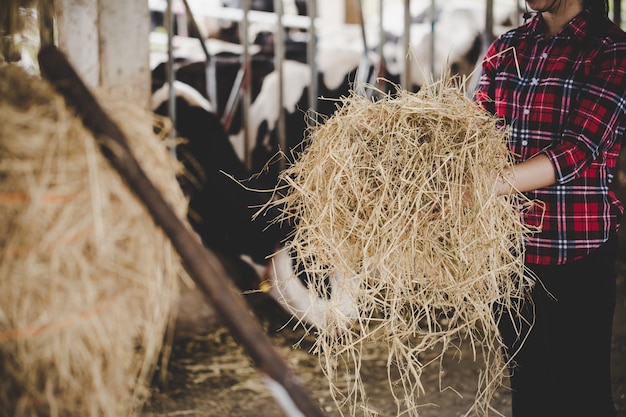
[0,64,186,417]
[271,78,537,416]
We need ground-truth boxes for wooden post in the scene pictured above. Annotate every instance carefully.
[344,0,360,24]
[401,0,411,90]
[56,0,100,89]
[56,0,151,109]
[99,0,151,109]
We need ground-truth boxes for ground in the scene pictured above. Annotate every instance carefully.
[142,262,626,417]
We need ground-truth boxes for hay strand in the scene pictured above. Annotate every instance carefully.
[269,77,537,416]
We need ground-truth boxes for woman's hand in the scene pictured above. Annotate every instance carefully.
[493,154,556,196]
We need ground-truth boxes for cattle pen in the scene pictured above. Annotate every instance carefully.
[1,1,626,417]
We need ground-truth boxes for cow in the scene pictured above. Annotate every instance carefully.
[151,81,358,336]
[150,30,368,181]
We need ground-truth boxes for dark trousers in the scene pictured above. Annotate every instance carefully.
[498,235,618,417]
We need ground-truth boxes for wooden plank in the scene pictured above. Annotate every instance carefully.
[99,0,151,109]
[56,0,151,108]
[56,0,99,89]
[344,0,360,24]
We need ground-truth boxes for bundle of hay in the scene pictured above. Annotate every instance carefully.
[0,64,185,417]
[271,78,537,416]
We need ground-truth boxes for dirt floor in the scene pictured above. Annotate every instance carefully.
[142,261,626,417]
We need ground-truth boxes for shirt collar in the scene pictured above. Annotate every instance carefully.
[526,7,591,42]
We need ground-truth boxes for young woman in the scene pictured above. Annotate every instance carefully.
[476,1,626,416]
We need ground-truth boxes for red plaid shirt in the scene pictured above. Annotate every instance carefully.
[476,9,626,265]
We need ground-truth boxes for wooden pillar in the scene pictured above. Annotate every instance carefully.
[99,0,151,108]
[56,0,151,109]
[344,0,360,24]
[56,0,100,88]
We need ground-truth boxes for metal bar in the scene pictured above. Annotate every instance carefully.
[274,0,286,172]
[184,5,312,29]
[430,0,436,77]
[378,0,385,62]
[485,0,495,46]
[180,0,217,108]
[357,0,368,53]
[355,0,373,97]
[374,0,385,95]
[402,0,411,90]
[166,0,177,150]
[207,58,218,117]
[307,0,318,122]
[242,0,252,170]
[220,66,245,131]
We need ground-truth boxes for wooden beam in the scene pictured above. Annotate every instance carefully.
[344,0,360,24]
[56,0,100,89]
[99,0,151,108]
[56,0,151,108]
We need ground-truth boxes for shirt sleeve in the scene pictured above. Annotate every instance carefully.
[542,40,626,184]
[475,41,500,115]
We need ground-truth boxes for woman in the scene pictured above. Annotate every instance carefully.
[476,1,626,416]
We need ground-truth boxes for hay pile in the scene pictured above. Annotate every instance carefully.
[272,79,537,416]
[0,64,185,417]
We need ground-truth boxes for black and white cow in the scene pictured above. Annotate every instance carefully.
[151,79,359,333]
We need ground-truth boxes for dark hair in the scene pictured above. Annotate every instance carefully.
[583,0,609,18]
[582,0,610,35]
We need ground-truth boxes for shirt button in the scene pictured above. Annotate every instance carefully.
[541,52,548,59]
[521,140,528,146]
[531,78,539,86]
[523,108,530,115]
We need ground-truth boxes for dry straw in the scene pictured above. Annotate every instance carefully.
[269,76,538,416]
[0,64,186,417]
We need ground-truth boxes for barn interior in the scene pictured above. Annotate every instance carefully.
[1,1,626,417]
